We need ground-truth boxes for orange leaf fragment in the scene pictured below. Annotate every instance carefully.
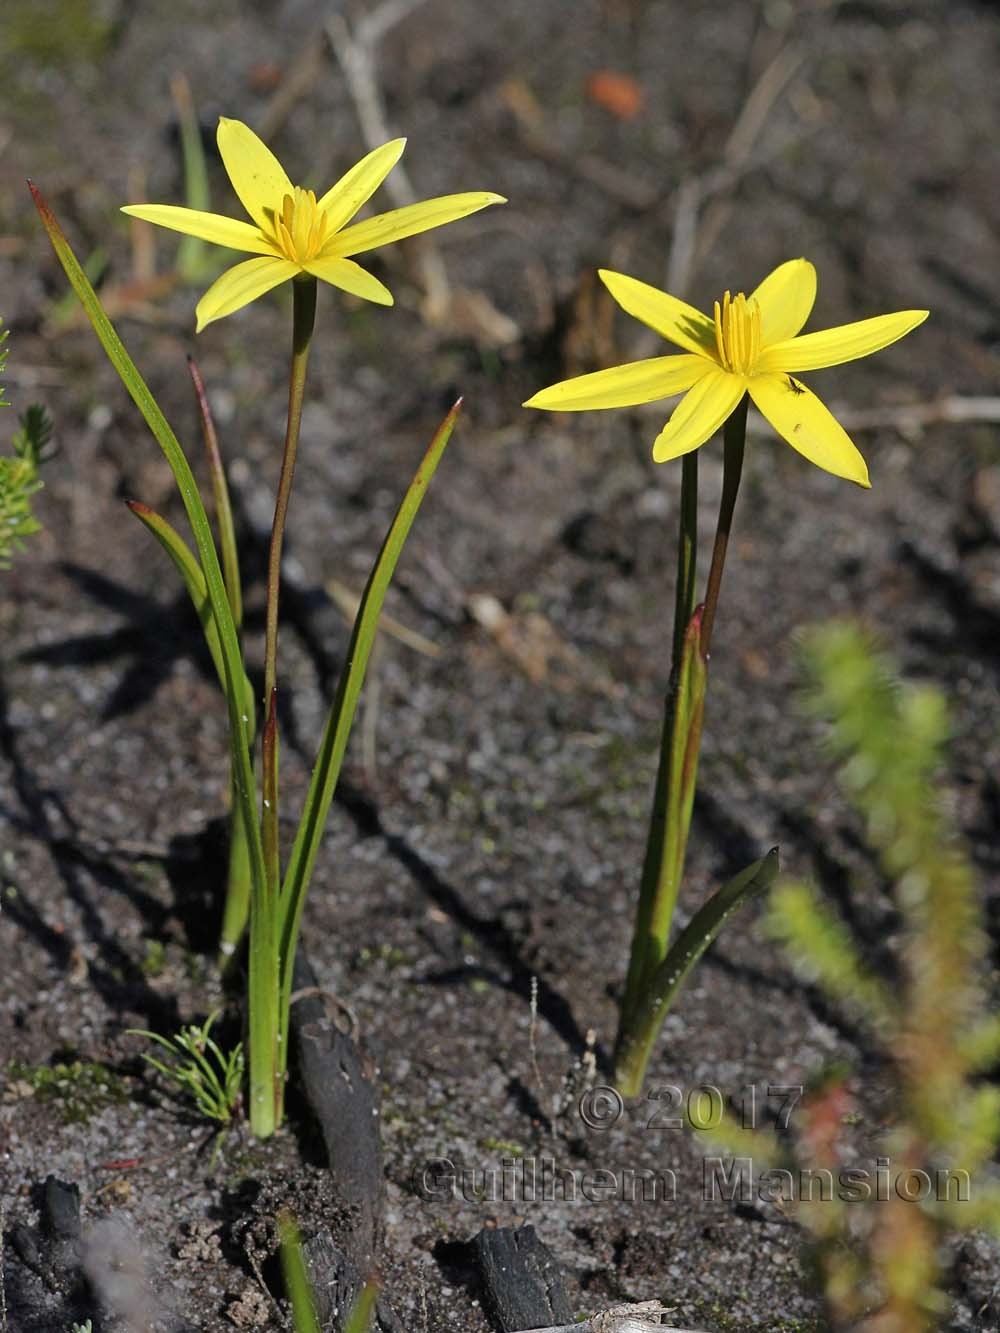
[586,70,644,120]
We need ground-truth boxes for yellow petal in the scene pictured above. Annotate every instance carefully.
[330,192,506,256]
[524,354,709,412]
[195,256,298,332]
[751,258,816,346]
[652,369,746,463]
[304,255,393,305]
[758,310,929,374]
[749,372,870,487]
[216,117,294,229]
[598,270,717,358]
[121,204,277,256]
[318,139,407,234]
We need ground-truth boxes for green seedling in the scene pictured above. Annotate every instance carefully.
[128,1011,244,1125]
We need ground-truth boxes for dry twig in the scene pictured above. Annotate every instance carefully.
[512,1302,707,1333]
[325,4,517,344]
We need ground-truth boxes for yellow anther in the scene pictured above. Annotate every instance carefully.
[271,187,329,264]
[712,290,761,375]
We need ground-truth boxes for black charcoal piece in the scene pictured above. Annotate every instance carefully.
[473,1225,574,1332]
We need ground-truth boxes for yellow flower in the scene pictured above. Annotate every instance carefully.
[524,259,928,488]
[123,118,505,331]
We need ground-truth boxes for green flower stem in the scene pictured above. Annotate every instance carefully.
[265,276,316,705]
[614,397,749,1096]
[699,392,747,658]
[261,276,316,903]
[620,453,699,1025]
[672,451,699,666]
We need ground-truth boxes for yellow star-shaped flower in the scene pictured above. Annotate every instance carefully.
[123,118,505,331]
[524,259,928,487]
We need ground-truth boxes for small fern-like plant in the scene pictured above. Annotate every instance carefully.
[129,1010,244,1125]
[702,623,1000,1331]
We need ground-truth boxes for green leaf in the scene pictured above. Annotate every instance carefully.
[615,849,779,1093]
[647,847,780,1014]
[343,1282,378,1333]
[277,401,462,1024]
[125,501,253,724]
[188,356,243,629]
[278,1211,321,1333]
[31,183,276,1136]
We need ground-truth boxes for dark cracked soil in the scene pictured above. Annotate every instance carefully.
[2,1,1000,1330]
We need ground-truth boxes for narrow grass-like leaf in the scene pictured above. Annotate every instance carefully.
[343,1282,378,1333]
[277,1210,321,1333]
[31,184,276,1134]
[277,401,462,1033]
[172,74,213,283]
[650,847,779,1007]
[129,494,257,966]
[615,849,779,1091]
[126,501,256,726]
[653,603,708,942]
[188,356,243,628]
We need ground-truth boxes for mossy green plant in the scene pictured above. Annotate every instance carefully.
[7,1059,128,1125]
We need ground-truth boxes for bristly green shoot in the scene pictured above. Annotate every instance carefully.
[710,622,1000,1332]
[128,1010,244,1125]
[0,318,53,569]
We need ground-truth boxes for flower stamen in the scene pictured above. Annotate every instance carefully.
[269,187,329,264]
[712,291,761,375]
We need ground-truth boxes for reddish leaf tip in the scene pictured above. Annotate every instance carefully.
[126,499,153,516]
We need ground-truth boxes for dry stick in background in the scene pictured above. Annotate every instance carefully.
[329,0,453,321]
[663,41,807,299]
[511,1306,707,1333]
[327,2,518,343]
